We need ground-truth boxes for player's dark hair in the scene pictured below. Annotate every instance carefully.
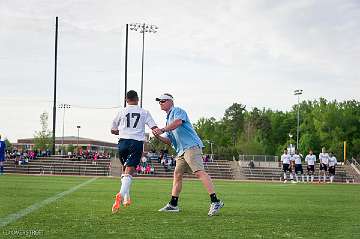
[126,90,139,100]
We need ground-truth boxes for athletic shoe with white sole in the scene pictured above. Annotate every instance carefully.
[208,201,224,216]
[158,203,180,212]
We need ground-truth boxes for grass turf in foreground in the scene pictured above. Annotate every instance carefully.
[0,175,359,238]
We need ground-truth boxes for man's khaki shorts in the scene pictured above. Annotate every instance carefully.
[174,147,205,174]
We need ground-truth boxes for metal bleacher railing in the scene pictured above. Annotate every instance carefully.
[345,158,360,182]
[349,158,360,170]
[237,155,279,168]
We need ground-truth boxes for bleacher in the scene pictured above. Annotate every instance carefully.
[133,160,234,180]
[240,163,355,183]
[3,157,110,176]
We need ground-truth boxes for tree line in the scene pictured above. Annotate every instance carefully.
[150,98,360,160]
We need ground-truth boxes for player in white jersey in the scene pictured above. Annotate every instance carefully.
[328,152,337,183]
[305,150,316,183]
[110,90,159,213]
[318,147,329,183]
[280,149,293,183]
[292,150,304,183]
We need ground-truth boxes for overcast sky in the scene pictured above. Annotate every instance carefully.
[1,0,359,143]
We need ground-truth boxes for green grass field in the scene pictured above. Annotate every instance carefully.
[0,175,359,239]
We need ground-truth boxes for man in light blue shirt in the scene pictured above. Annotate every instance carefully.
[164,104,204,156]
[153,93,223,216]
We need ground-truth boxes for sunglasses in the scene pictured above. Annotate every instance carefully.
[159,100,168,104]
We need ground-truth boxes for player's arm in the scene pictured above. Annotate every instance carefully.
[160,108,187,133]
[145,111,160,132]
[160,119,183,133]
[111,112,121,135]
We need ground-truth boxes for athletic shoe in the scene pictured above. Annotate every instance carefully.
[208,201,224,216]
[112,193,122,214]
[123,198,131,208]
[158,203,180,212]
[283,180,287,183]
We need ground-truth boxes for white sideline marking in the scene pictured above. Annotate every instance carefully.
[0,177,97,228]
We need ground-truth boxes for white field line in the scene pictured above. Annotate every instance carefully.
[0,177,97,228]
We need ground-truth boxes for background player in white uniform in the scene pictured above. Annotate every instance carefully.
[305,150,316,183]
[319,147,329,183]
[280,149,292,183]
[292,150,304,183]
[328,152,337,183]
[110,90,159,213]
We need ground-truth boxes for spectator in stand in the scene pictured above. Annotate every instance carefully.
[248,160,255,169]
[29,151,35,160]
[93,152,98,164]
[160,155,166,167]
[145,164,151,174]
[136,164,141,175]
[141,153,148,166]
[0,134,6,175]
[204,154,210,165]
[18,153,24,165]
[167,157,173,170]
[24,153,29,164]
[150,164,155,174]
[141,165,146,174]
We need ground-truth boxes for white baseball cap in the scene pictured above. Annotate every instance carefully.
[155,93,174,101]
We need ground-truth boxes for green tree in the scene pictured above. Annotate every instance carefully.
[4,138,12,151]
[67,144,75,154]
[223,103,246,146]
[148,137,175,155]
[33,112,53,151]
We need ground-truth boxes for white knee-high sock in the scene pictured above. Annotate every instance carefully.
[120,174,133,199]
[284,173,287,180]
[311,175,314,182]
[301,175,304,182]
[323,175,326,182]
[307,175,309,182]
[295,174,299,182]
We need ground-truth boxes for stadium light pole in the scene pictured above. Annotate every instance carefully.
[129,23,158,108]
[52,16,59,155]
[124,24,129,107]
[77,125,81,152]
[58,103,71,153]
[294,89,303,150]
